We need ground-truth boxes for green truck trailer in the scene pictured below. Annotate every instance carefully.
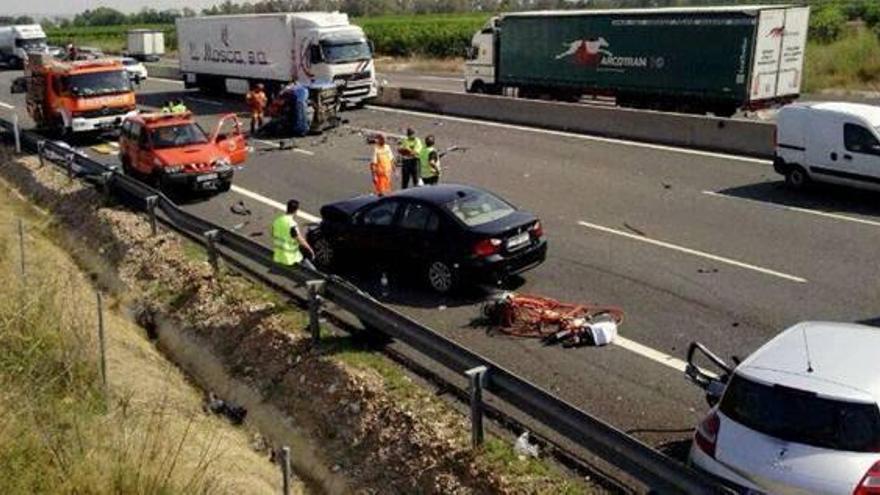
[464,6,810,116]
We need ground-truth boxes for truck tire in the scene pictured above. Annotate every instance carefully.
[785,165,810,190]
[469,80,485,94]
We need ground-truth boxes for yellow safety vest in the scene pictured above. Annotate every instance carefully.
[420,146,438,178]
[172,103,188,113]
[272,214,302,265]
[400,136,423,158]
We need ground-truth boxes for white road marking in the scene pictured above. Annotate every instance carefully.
[151,77,185,85]
[186,96,223,107]
[0,101,14,109]
[230,184,321,223]
[251,138,315,156]
[365,105,772,166]
[577,220,808,283]
[702,190,880,228]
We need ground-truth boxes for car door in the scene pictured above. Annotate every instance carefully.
[352,199,402,261]
[395,200,446,266]
[842,122,880,187]
[211,114,248,165]
[134,124,153,174]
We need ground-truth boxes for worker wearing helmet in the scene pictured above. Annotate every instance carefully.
[245,83,268,134]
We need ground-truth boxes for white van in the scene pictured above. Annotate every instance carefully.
[775,102,880,190]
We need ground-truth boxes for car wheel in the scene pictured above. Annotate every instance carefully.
[426,260,457,294]
[785,165,810,189]
[312,235,335,270]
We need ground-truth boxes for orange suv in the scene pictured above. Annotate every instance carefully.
[119,112,247,193]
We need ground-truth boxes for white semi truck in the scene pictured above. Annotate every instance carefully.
[0,24,48,68]
[176,12,377,105]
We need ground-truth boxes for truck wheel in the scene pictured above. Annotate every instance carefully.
[469,81,485,94]
[785,165,810,190]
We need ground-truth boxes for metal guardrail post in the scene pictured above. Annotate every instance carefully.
[12,114,20,154]
[280,446,292,495]
[36,140,45,167]
[204,229,220,273]
[307,280,325,345]
[145,196,159,236]
[465,366,488,449]
[65,153,75,179]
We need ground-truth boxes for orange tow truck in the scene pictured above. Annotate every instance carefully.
[119,112,247,193]
[11,53,136,136]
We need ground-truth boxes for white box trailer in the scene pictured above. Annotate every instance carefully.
[0,24,47,68]
[126,29,165,59]
[176,12,377,104]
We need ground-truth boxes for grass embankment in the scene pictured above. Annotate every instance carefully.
[0,176,292,494]
[47,24,175,54]
[805,26,880,93]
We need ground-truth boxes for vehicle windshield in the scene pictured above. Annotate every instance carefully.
[720,374,880,453]
[61,70,131,96]
[320,40,371,64]
[445,191,515,227]
[16,38,47,51]
[149,123,209,149]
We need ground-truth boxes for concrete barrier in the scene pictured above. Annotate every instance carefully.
[146,63,180,81]
[375,86,775,159]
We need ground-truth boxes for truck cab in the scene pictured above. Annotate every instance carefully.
[775,102,880,192]
[296,13,377,105]
[0,24,47,68]
[464,17,499,95]
[119,112,244,194]
[12,55,137,136]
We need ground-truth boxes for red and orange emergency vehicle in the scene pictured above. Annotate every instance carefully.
[118,111,247,194]
[12,54,136,136]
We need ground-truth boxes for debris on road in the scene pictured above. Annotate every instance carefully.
[481,292,623,348]
[230,200,252,216]
[623,222,646,237]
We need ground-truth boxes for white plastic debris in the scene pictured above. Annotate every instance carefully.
[586,314,618,346]
[514,431,539,459]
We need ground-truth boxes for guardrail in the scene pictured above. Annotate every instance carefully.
[0,118,735,495]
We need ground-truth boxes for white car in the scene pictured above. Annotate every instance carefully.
[685,322,880,495]
[120,57,148,82]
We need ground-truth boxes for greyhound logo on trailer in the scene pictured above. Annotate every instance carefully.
[555,36,653,69]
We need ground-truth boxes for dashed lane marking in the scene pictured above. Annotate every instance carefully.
[151,77,185,85]
[0,101,14,109]
[577,219,808,284]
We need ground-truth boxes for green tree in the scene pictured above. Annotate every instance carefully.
[809,4,846,44]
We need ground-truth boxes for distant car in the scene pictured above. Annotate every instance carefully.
[120,57,148,82]
[75,46,105,60]
[119,112,247,193]
[307,184,547,293]
[775,102,880,191]
[685,322,880,495]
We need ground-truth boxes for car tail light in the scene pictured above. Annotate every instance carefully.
[694,411,720,459]
[474,238,502,257]
[854,461,880,495]
[530,221,543,238]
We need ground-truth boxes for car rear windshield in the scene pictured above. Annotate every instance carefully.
[150,123,208,149]
[720,374,880,452]
[445,191,515,227]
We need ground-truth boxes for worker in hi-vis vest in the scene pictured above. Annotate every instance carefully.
[272,199,316,271]
[397,127,423,189]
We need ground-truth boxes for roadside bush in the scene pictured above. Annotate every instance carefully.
[804,27,880,91]
[810,5,847,44]
[357,14,489,58]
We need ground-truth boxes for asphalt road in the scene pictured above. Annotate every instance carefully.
[4,72,880,464]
